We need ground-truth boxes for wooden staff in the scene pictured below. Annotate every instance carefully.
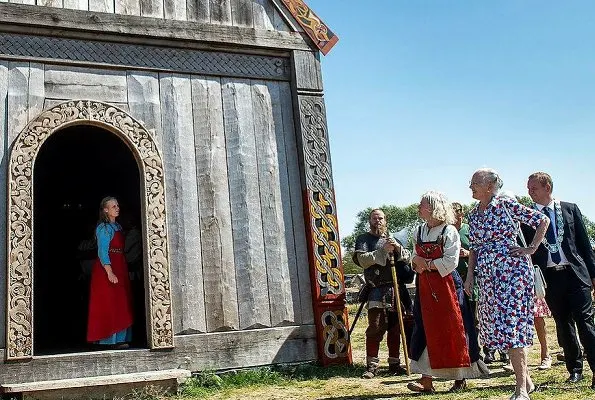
[389,252,411,375]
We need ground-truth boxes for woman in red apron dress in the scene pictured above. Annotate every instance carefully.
[87,196,134,348]
[407,191,488,393]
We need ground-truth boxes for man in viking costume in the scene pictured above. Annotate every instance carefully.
[353,209,414,378]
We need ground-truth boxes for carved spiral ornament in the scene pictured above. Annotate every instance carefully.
[6,100,174,360]
[299,96,343,296]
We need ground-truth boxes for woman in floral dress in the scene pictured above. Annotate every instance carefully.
[464,168,549,400]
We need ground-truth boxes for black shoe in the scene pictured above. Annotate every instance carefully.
[567,372,584,383]
[483,350,496,364]
[499,352,509,363]
[557,353,565,362]
[388,364,407,376]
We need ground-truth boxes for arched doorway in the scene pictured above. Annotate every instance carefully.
[6,101,174,360]
[33,125,146,354]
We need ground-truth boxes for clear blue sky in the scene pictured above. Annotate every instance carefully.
[307,0,595,240]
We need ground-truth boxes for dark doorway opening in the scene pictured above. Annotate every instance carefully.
[33,124,147,355]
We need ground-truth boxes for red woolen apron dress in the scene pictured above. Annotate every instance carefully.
[87,230,133,342]
[415,230,470,369]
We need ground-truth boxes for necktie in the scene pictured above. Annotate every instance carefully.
[544,207,562,264]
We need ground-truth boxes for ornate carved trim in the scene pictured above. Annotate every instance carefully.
[0,32,290,81]
[300,96,343,298]
[320,308,349,360]
[280,0,338,55]
[296,93,350,366]
[6,100,174,360]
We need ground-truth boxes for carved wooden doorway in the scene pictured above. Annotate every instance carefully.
[33,124,147,354]
[6,101,174,360]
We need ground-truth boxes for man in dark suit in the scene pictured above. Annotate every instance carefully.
[523,172,595,388]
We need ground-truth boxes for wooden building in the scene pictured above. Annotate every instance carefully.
[0,0,350,385]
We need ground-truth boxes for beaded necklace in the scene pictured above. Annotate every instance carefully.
[536,200,564,253]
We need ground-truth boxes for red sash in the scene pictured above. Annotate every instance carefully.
[416,230,470,369]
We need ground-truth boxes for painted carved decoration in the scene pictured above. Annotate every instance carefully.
[6,100,174,360]
[300,96,343,297]
[281,0,338,55]
[298,95,350,365]
[321,309,349,360]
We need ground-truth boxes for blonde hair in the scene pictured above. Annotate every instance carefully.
[421,191,456,225]
[528,171,553,191]
[97,196,117,225]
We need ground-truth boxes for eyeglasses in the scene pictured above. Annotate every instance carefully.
[469,180,484,187]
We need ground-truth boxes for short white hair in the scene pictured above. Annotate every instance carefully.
[420,191,456,225]
[474,168,503,195]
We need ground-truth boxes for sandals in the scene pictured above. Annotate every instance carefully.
[407,381,436,393]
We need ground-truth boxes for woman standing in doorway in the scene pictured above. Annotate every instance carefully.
[87,196,134,349]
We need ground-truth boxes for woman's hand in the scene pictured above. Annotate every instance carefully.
[412,255,429,274]
[460,248,470,258]
[509,245,536,257]
[464,278,473,296]
[104,265,119,284]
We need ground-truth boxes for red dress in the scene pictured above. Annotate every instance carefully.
[413,229,470,369]
[87,230,133,342]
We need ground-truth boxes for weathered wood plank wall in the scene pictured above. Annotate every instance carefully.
[0,59,311,347]
[222,78,270,329]
[126,71,163,148]
[0,61,8,347]
[191,76,240,332]
[6,0,291,30]
[160,73,207,335]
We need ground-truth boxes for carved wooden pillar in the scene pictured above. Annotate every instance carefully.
[291,50,351,366]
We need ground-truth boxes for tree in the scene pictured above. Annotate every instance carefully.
[340,198,595,274]
[341,204,421,274]
[341,204,421,252]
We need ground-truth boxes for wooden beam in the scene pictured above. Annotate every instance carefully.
[0,326,317,383]
[0,3,311,53]
[0,61,7,348]
[0,370,191,393]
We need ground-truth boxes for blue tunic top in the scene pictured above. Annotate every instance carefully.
[96,222,122,266]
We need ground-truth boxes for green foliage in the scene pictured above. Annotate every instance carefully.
[341,251,361,274]
[341,196,595,254]
[583,215,595,245]
[341,204,421,252]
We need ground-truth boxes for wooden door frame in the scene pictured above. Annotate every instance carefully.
[5,100,174,360]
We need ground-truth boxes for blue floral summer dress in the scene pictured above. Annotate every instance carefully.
[468,196,547,350]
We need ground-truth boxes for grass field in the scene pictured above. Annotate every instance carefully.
[136,305,595,400]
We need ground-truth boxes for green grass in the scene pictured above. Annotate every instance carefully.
[130,303,595,399]
[181,368,289,398]
[19,309,588,399]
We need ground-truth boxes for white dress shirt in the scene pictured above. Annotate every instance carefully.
[412,223,460,277]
